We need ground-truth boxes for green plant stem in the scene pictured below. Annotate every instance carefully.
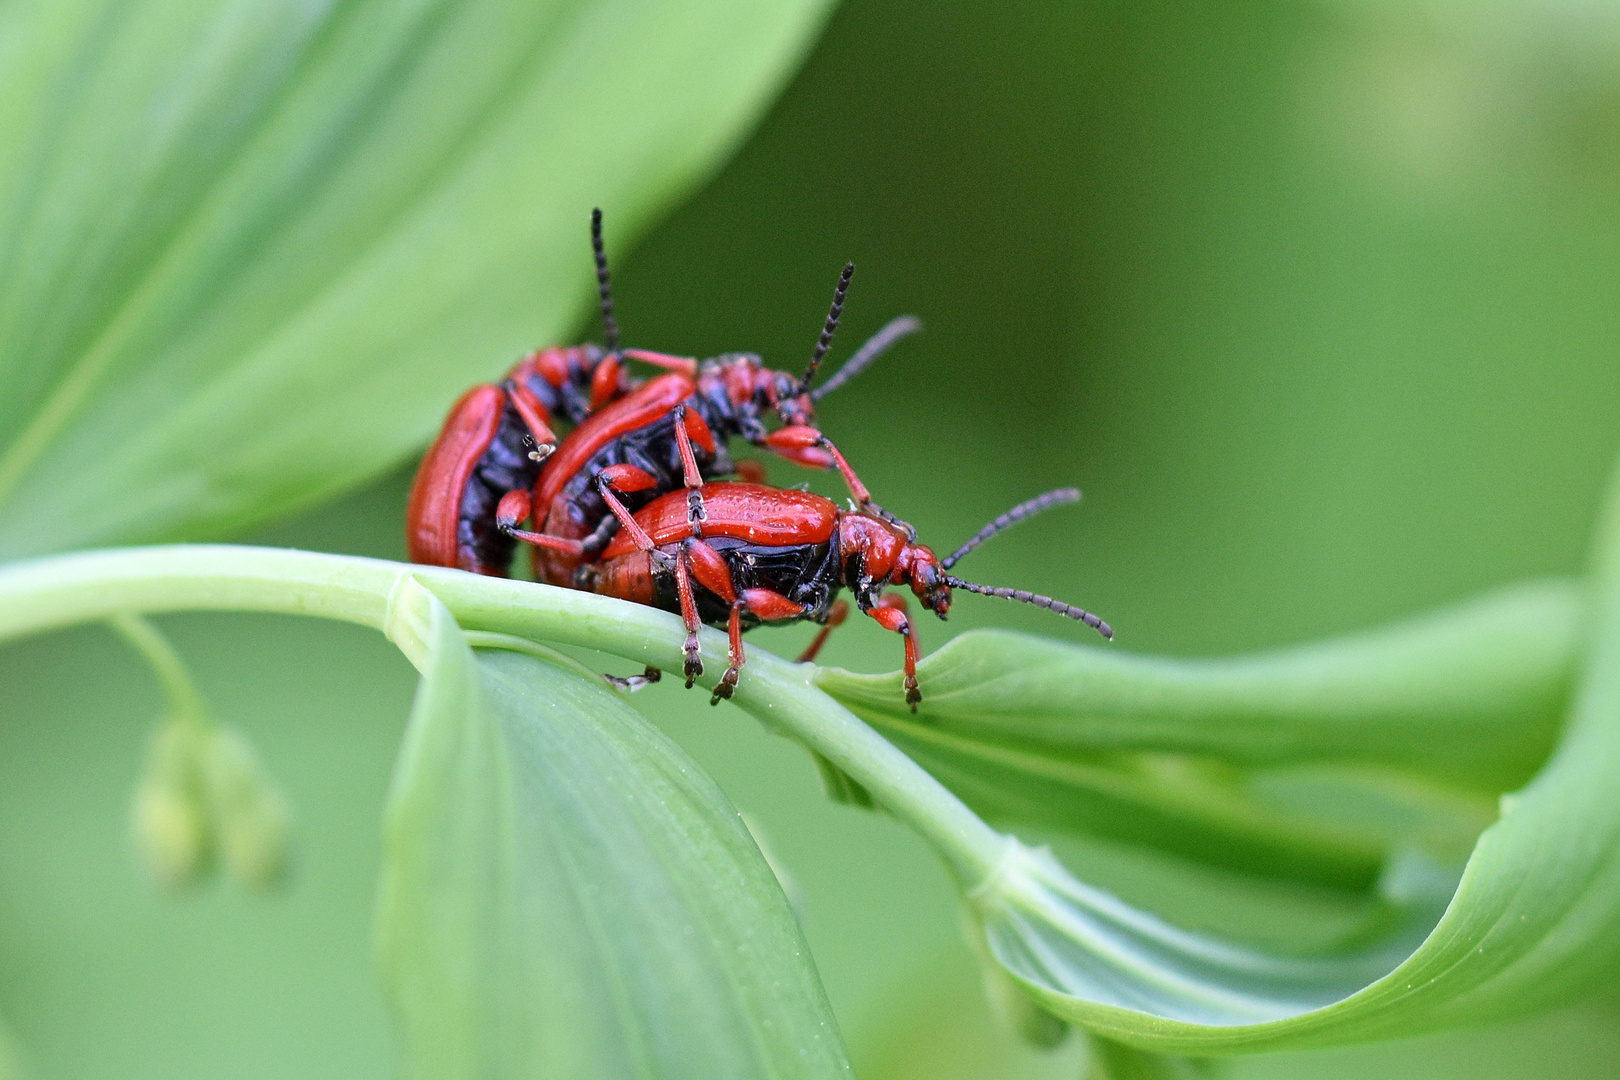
[0,544,1013,883]
[105,612,210,724]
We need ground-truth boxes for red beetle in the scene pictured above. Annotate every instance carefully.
[560,480,1111,708]
[408,212,920,579]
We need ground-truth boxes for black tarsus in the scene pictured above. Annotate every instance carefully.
[942,488,1081,570]
[944,576,1112,640]
[799,262,855,392]
[810,315,923,401]
[591,208,619,353]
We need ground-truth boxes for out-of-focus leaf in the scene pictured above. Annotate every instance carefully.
[943,484,1620,1053]
[0,0,832,559]
[818,580,1577,792]
[377,578,851,1079]
[816,581,1569,887]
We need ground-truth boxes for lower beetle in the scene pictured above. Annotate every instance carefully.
[558,481,1111,709]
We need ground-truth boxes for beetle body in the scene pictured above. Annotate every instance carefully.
[405,344,625,573]
[406,210,921,581]
[566,482,1109,709]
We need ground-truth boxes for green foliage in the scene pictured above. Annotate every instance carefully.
[3,0,1620,1076]
[0,537,1611,1066]
[0,0,831,560]
[376,579,850,1078]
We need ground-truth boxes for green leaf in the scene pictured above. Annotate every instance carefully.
[0,0,832,559]
[814,581,1574,887]
[948,519,1620,1052]
[818,579,1578,791]
[376,578,851,1079]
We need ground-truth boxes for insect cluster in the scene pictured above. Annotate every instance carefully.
[407,211,1110,709]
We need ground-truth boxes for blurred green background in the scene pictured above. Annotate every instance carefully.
[6,0,1620,1076]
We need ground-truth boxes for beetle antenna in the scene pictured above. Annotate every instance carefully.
[591,208,619,353]
[811,315,922,401]
[944,576,1112,639]
[799,262,854,392]
[941,488,1081,570]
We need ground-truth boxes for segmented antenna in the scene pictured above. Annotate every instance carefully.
[945,576,1113,639]
[810,315,923,401]
[942,488,1080,570]
[799,262,855,391]
[591,208,619,353]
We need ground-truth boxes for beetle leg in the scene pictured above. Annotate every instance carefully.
[709,587,808,705]
[495,488,588,556]
[759,426,912,538]
[712,602,746,705]
[594,472,657,551]
[588,353,624,412]
[734,458,768,484]
[506,381,559,461]
[674,543,703,686]
[621,348,699,377]
[680,540,738,702]
[683,539,735,700]
[604,666,662,693]
[670,405,710,538]
[865,594,922,711]
[796,599,849,664]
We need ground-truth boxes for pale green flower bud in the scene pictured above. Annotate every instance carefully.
[130,720,213,890]
[201,727,292,891]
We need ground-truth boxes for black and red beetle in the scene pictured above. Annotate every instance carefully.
[407,210,919,578]
[560,479,1110,708]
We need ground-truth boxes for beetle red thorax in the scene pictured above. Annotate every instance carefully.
[836,514,951,616]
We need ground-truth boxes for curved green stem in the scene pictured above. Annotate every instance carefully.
[0,544,1011,882]
[106,612,210,724]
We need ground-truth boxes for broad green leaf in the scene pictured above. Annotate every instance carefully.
[0,0,832,559]
[816,581,1574,888]
[819,579,1578,791]
[377,578,851,1079]
[944,520,1620,1052]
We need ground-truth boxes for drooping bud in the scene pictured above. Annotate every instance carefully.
[131,720,213,890]
[201,727,292,891]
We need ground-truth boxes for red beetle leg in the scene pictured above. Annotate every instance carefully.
[867,595,922,711]
[742,588,805,621]
[495,489,532,531]
[589,354,624,412]
[711,588,807,705]
[795,599,848,664]
[815,435,874,506]
[670,405,710,538]
[670,406,706,487]
[681,406,717,455]
[506,381,558,459]
[674,545,703,686]
[502,528,585,557]
[760,426,834,470]
[712,602,745,705]
[734,458,767,484]
[761,426,880,508]
[686,540,736,602]
[595,476,657,551]
[622,348,699,377]
[597,463,659,493]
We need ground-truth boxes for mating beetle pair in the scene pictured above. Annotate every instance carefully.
[406,211,1110,707]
